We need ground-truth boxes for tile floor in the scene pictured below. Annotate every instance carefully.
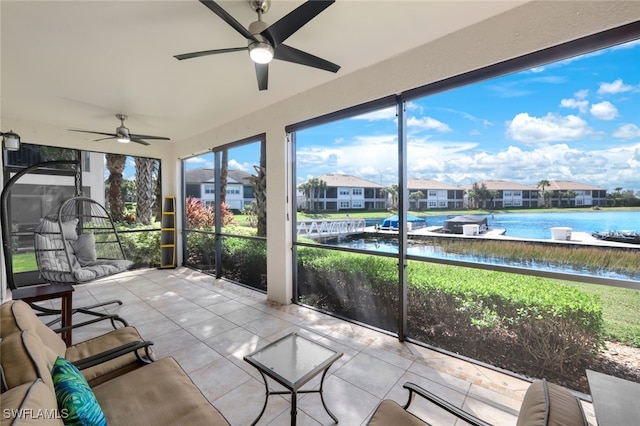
[17,267,597,425]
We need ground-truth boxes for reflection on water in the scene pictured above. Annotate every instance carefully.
[323,235,639,281]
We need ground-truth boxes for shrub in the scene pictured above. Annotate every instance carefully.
[117,226,161,268]
[297,247,604,380]
[185,197,234,228]
[221,235,267,291]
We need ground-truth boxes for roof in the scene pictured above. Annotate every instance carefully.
[407,179,460,190]
[185,168,254,185]
[546,180,606,191]
[464,180,537,191]
[305,174,384,189]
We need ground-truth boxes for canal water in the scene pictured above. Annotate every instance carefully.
[340,211,640,281]
[366,211,639,240]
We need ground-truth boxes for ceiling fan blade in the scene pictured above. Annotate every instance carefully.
[255,63,269,91]
[93,136,117,142]
[263,0,334,46]
[274,44,340,73]
[130,138,151,146]
[174,47,247,61]
[69,129,116,138]
[199,0,257,42]
[130,133,171,141]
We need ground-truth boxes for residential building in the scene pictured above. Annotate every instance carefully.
[544,180,607,207]
[464,180,539,209]
[407,178,465,210]
[185,168,256,211]
[298,174,386,211]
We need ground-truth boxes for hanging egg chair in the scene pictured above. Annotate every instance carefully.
[34,196,133,284]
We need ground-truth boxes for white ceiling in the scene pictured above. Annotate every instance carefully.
[1,1,528,144]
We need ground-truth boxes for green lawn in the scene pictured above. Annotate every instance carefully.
[568,282,640,347]
[12,252,37,272]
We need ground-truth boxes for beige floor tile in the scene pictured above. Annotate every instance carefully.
[333,352,405,399]
[203,326,266,357]
[189,356,253,402]
[183,315,238,341]
[214,377,291,426]
[22,267,558,426]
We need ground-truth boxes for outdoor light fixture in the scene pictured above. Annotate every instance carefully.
[1,130,21,151]
[248,41,274,64]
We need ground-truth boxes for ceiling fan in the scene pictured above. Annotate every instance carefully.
[69,114,170,146]
[174,0,340,91]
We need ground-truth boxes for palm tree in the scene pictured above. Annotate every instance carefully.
[154,163,162,222]
[383,184,399,209]
[309,178,327,212]
[469,182,490,209]
[135,156,156,225]
[409,190,424,210]
[537,180,550,207]
[248,141,267,237]
[466,187,478,209]
[220,149,228,205]
[105,154,126,221]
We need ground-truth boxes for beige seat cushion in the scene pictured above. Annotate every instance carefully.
[368,399,428,426]
[65,326,153,386]
[0,330,57,392]
[517,380,587,426]
[0,300,66,356]
[1,300,151,386]
[0,379,64,426]
[92,357,230,425]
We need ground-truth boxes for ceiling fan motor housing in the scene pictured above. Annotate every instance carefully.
[248,0,271,14]
[248,20,273,63]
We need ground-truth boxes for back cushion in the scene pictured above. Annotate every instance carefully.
[38,218,79,241]
[71,233,97,266]
[517,380,587,426]
[0,300,66,356]
[34,235,81,273]
[0,379,64,425]
[0,330,58,393]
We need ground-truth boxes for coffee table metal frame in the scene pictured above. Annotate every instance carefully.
[244,332,343,425]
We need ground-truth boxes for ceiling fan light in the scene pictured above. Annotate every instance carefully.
[249,42,274,64]
[117,136,130,143]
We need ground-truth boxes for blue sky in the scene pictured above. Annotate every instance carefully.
[295,39,640,191]
[180,39,639,192]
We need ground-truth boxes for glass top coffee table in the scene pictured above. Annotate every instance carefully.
[244,332,343,425]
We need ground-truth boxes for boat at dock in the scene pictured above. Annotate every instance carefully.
[591,230,640,245]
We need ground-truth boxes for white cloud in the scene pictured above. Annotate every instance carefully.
[597,79,634,95]
[574,89,589,100]
[559,98,589,114]
[613,123,640,139]
[590,101,618,120]
[407,116,451,132]
[228,159,254,173]
[354,134,397,145]
[351,107,396,121]
[506,113,591,144]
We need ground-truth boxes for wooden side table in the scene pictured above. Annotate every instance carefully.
[12,283,74,346]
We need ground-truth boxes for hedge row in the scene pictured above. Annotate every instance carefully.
[297,247,604,377]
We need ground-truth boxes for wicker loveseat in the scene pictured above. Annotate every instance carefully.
[0,300,229,425]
